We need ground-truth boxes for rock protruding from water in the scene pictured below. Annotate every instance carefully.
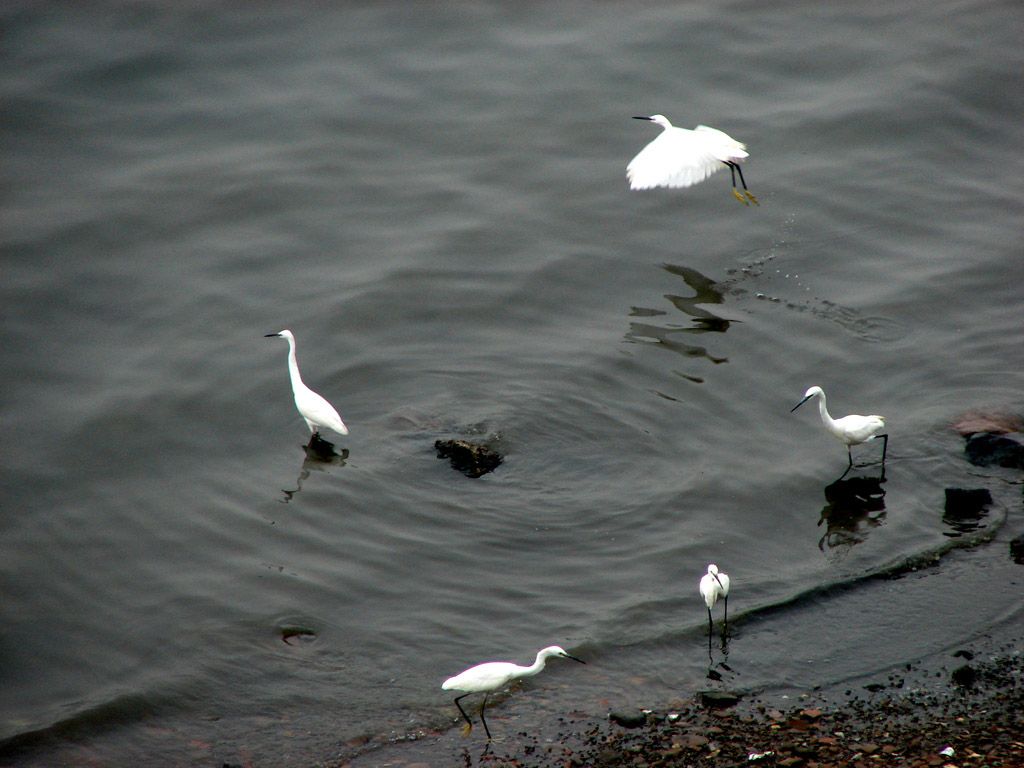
[1010,534,1024,565]
[951,411,1024,437]
[942,487,993,536]
[434,439,503,478]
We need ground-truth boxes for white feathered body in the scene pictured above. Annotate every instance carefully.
[826,412,886,447]
[442,661,530,693]
[441,646,576,693]
[699,565,730,610]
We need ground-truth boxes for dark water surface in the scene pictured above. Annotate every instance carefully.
[2,1,1023,765]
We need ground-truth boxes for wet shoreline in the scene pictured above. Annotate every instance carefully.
[342,623,1024,768]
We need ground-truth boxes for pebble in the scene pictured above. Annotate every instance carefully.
[684,734,709,749]
[609,710,647,729]
[700,690,741,708]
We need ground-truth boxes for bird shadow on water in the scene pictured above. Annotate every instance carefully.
[625,263,733,386]
[817,468,887,555]
[280,435,349,503]
[706,630,733,682]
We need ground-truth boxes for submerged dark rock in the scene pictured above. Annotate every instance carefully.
[964,432,1024,469]
[942,487,992,535]
[434,439,503,478]
[1010,534,1024,564]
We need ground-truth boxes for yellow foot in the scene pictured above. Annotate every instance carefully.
[745,190,760,206]
[732,188,749,206]
[461,722,473,738]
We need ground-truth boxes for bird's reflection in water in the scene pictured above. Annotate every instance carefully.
[706,631,732,680]
[281,435,348,503]
[818,470,887,553]
[625,264,732,384]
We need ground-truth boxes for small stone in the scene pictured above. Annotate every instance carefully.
[685,734,709,749]
[699,690,741,708]
[609,710,647,728]
[951,664,976,688]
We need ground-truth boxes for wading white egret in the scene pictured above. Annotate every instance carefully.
[791,386,886,470]
[265,330,348,441]
[699,564,730,635]
[627,115,758,205]
[441,645,586,740]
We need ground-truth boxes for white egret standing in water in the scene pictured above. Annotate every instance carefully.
[441,645,586,740]
[699,564,731,636]
[627,115,758,205]
[791,386,886,471]
[265,330,348,442]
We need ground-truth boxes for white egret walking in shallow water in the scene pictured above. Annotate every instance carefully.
[791,386,886,471]
[699,564,730,635]
[265,330,348,441]
[442,645,586,740]
[627,115,758,205]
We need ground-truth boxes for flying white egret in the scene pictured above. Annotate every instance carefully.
[265,330,348,442]
[627,115,758,205]
[441,645,586,740]
[699,564,730,635]
[791,386,887,470]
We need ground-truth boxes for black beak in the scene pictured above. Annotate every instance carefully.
[632,116,652,121]
[790,395,811,413]
[264,333,280,338]
[564,653,586,664]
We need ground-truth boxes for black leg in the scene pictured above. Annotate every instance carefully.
[723,595,728,629]
[838,452,853,480]
[479,692,493,741]
[734,163,750,192]
[879,434,888,463]
[454,693,474,731]
[726,161,757,205]
[724,162,748,205]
